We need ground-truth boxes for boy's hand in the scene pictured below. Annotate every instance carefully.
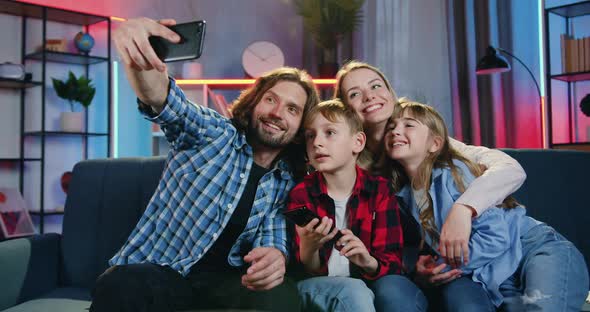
[295,216,340,251]
[337,229,378,273]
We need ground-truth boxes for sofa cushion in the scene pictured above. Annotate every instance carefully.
[60,157,165,289]
[1,298,90,312]
[503,149,590,271]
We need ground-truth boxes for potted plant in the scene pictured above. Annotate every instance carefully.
[51,71,95,132]
[294,0,365,77]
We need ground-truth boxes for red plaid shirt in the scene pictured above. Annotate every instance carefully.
[286,166,403,280]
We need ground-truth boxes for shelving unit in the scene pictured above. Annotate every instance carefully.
[544,1,590,150]
[0,0,111,233]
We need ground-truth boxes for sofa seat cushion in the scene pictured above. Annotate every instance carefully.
[1,298,90,312]
[39,287,91,301]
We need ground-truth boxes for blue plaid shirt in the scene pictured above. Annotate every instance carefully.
[109,79,296,276]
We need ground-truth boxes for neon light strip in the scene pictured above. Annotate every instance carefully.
[113,61,119,158]
[176,79,337,86]
[538,0,547,148]
[110,16,126,22]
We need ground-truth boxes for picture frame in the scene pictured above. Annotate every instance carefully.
[0,188,35,239]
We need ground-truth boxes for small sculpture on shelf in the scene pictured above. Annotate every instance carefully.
[51,71,96,132]
[74,31,95,54]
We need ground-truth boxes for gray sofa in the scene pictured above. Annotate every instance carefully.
[0,149,589,311]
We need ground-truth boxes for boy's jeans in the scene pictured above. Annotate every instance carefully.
[297,275,426,312]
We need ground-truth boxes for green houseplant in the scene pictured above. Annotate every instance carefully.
[51,71,96,132]
[294,0,365,77]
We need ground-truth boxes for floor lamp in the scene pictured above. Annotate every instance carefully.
[475,46,546,148]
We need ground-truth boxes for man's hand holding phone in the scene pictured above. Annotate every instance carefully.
[113,17,180,72]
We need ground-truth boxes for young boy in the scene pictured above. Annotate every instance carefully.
[286,100,419,312]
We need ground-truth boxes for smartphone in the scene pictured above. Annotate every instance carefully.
[149,20,206,62]
[284,206,344,243]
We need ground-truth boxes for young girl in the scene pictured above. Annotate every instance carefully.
[378,100,588,311]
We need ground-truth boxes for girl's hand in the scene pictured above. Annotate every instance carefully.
[296,217,339,251]
[337,229,378,273]
[414,255,462,288]
[439,203,474,268]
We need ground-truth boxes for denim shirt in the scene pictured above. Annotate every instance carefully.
[109,79,296,276]
[396,159,539,307]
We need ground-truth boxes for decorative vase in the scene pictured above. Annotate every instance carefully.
[74,32,95,54]
[60,112,84,132]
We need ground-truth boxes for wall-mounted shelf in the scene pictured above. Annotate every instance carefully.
[550,71,590,82]
[0,78,42,89]
[24,131,109,137]
[25,51,108,65]
[0,158,42,162]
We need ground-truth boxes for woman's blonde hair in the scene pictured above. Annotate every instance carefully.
[374,100,518,245]
[333,60,398,107]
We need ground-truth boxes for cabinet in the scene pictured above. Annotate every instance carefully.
[544,1,590,150]
[0,0,111,233]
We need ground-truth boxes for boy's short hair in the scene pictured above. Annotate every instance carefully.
[303,99,363,134]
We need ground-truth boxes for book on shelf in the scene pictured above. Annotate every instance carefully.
[561,35,590,73]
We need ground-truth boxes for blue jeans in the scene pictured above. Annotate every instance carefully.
[369,274,427,312]
[423,276,495,312]
[297,275,425,312]
[297,276,375,312]
[499,223,589,312]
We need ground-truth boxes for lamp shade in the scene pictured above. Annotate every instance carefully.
[476,46,511,75]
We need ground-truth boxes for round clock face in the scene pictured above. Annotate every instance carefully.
[242,41,285,78]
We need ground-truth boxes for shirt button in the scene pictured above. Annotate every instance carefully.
[213,233,218,239]
[228,203,233,209]
[240,173,245,179]
[198,253,202,258]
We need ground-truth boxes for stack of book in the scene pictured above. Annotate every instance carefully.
[560,34,590,73]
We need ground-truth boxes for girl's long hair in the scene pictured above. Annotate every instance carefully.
[374,100,518,245]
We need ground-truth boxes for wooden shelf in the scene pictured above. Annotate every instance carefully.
[0,78,42,89]
[550,71,590,82]
[25,51,108,65]
[0,0,108,25]
[24,131,109,137]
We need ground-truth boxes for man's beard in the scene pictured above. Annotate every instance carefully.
[250,117,295,148]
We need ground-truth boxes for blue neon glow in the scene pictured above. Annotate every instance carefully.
[538,0,545,96]
[113,61,119,158]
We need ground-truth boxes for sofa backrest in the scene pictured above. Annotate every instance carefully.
[59,149,590,288]
[502,149,590,272]
[60,156,166,289]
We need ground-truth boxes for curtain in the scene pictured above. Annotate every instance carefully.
[448,0,543,148]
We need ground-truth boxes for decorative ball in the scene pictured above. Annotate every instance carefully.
[60,171,73,194]
[581,94,590,117]
[74,32,95,53]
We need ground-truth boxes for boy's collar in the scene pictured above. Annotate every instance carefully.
[307,165,369,197]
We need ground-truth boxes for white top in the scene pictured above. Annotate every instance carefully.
[328,197,350,277]
[449,138,526,216]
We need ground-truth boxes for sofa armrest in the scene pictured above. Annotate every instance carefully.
[0,233,61,310]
